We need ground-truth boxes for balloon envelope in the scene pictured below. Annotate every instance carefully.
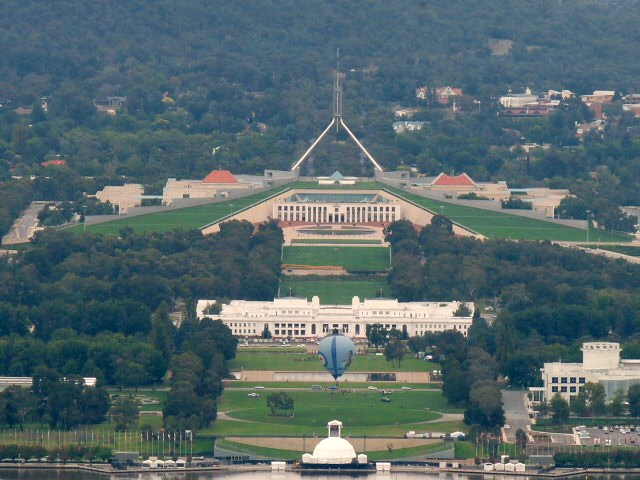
[318,333,356,380]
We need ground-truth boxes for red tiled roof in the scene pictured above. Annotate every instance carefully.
[202,169,238,183]
[432,173,475,186]
[41,159,67,167]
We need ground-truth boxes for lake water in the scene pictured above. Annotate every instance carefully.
[0,469,619,480]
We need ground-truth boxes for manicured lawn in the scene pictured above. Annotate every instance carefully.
[67,184,292,235]
[217,389,459,430]
[595,245,640,256]
[282,246,390,272]
[228,351,439,372]
[279,277,390,304]
[225,381,441,390]
[383,186,631,243]
[220,438,450,460]
[292,238,383,244]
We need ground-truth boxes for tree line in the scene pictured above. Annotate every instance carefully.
[386,218,640,432]
[0,220,284,430]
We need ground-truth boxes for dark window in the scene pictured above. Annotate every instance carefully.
[561,386,567,392]
[551,377,558,383]
[570,386,576,393]
[570,377,576,383]
[561,377,567,383]
[579,377,586,383]
[552,386,558,392]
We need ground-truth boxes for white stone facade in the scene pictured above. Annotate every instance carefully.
[533,342,640,403]
[196,296,473,340]
[272,191,401,224]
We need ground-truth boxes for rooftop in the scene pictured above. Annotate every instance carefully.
[202,169,238,183]
[284,193,390,203]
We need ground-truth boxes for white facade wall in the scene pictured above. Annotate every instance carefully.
[162,179,258,205]
[273,202,400,223]
[536,342,640,402]
[94,184,143,214]
[197,297,473,340]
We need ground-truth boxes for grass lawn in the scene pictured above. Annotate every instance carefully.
[216,389,459,432]
[279,277,390,304]
[228,351,439,372]
[220,438,450,460]
[67,184,292,235]
[225,381,441,390]
[595,245,640,256]
[292,238,383,244]
[383,186,631,243]
[282,246,390,272]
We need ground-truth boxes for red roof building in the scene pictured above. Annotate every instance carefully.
[202,169,238,183]
[41,159,67,167]
[431,173,475,187]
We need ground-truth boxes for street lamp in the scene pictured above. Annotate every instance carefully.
[82,205,87,233]
[586,210,591,247]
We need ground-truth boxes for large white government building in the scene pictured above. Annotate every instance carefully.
[530,342,640,403]
[196,296,473,340]
[273,192,401,224]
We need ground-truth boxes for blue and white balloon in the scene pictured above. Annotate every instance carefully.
[318,333,356,380]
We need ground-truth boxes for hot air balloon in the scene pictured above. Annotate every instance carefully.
[318,332,356,380]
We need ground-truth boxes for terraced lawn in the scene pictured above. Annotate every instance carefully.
[282,246,390,272]
[279,277,390,304]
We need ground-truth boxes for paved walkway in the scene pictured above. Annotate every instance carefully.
[501,390,532,442]
[2,202,46,245]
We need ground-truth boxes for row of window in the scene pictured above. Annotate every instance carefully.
[551,386,583,393]
[550,376,586,384]
[277,205,397,212]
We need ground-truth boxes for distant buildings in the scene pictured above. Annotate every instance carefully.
[392,121,426,134]
[499,88,559,116]
[416,85,463,106]
[409,172,569,218]
[95,184,144,214]
[197,296,474,340]
[530,342,640,403]
[162,169,264,205]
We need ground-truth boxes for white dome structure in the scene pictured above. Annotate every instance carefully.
[302,420,367,467]
[312,437,357,464]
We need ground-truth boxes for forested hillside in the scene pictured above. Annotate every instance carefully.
[1,1,640,235]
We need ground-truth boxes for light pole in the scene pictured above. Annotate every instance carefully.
[82,205,87,233]
[586,210,591,247]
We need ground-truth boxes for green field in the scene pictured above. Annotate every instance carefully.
[595,245,640,256]
[219,438,450,460]
[383,186,631,242]
[292,238,383,244]
[279,277,390,304]
[282,246,390,272]
[229,350,438,372]
[216,389,458,429]
[68,184,293,235]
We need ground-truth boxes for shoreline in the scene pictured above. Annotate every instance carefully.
[0,462,637,478]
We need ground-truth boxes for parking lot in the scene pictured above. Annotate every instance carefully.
[576,424,640,447]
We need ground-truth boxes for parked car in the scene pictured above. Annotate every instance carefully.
[248,392,260,398]
[368,386,378,390]
[381,397,391,403]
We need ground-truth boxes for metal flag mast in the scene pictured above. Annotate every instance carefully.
[291,50,383,173]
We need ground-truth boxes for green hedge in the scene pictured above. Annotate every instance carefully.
[555,450,640,467]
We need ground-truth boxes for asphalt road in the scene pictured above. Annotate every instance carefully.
[501,390,531,442]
